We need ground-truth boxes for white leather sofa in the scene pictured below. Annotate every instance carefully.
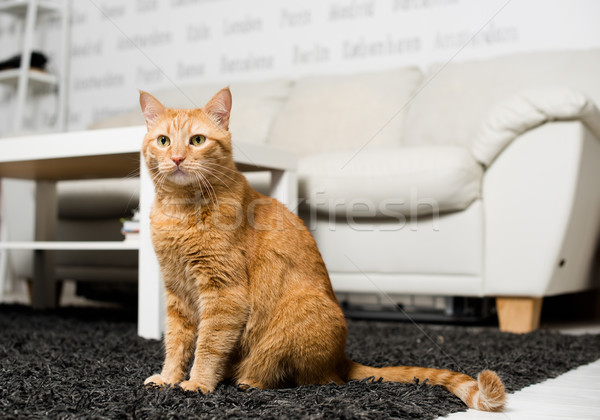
[273,49,600,333]
[3,48,600,333]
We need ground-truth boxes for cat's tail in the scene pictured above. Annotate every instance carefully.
[346,361,506,412]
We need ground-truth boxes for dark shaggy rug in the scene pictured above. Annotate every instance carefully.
[1,304,599,419]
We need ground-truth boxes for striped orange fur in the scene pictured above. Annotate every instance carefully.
[140,88,506,412]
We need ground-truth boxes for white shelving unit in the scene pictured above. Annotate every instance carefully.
[0,68,58,85]
[0,0,70,133]
[0,0,62,14]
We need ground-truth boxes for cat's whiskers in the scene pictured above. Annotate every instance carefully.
[201,163,242,184]
[185,160,240,199]
[197,168,236,200]
[123,168,140,180]
[197,161,240,186]
[150,168,169,193]
[148,169,162,185]
[122,154,144,180]
[200,158,239,172]
[194,164,237,189]
[201,171,219,208]
[192,170,218,209]
[180,159,236,195]
[149,160,220,208]
[117,161,150,214]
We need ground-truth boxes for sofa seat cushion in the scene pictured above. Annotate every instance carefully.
[299,146,483,217]
[58,178,139,220]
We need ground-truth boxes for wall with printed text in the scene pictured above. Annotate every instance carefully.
[0,0,599,135]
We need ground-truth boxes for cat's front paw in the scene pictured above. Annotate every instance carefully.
[144,374,174,388]
[179,380,213,394]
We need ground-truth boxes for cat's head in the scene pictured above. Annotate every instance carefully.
[139,88,233,189]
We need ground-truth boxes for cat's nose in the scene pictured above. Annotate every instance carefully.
[172,156,185,166]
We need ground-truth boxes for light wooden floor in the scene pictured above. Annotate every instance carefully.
[441,323,600,420]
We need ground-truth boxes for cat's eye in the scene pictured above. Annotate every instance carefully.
[157,135,170,147]
[190,134,206,146]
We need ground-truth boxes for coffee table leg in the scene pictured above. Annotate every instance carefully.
[0,212,7,302]
[137,153,165,339]
[270,169,298,215]
[32,181,58,309]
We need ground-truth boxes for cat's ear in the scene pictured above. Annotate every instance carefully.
[139,91,167,128]
[204,87,232,130]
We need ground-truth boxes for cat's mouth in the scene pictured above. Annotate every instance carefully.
[173,168,186,176]
[168,168,191,184]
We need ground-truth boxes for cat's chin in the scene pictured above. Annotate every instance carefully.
[167,169,194,186]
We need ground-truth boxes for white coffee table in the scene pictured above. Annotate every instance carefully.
[0,126,297,339]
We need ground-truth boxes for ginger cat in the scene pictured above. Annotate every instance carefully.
[140,88,506,412]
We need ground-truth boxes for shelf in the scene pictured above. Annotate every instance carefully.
[0,68,58,86]
[1,0,69,132]
[0,241,140,250]
[0,0,63,16]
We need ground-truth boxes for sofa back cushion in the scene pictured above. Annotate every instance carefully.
[402,48,600,148]
[90,80,292,145]
[267,68,424,155]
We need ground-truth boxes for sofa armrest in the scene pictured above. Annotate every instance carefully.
[482,120,600,297]
[472,87,600,167]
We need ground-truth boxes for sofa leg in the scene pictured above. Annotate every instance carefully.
[496,297,543,333]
